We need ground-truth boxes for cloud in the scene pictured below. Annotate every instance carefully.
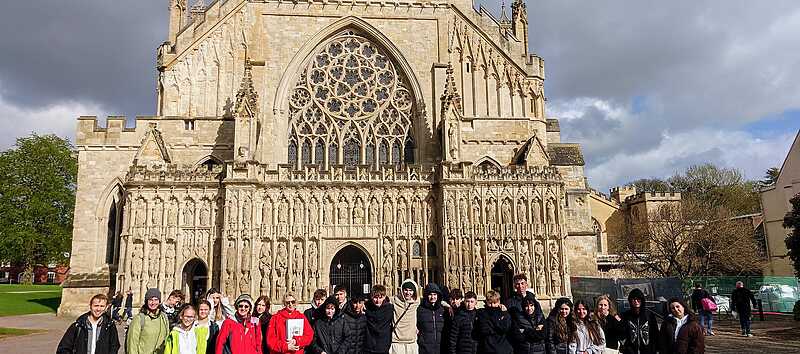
[0,87,103,149]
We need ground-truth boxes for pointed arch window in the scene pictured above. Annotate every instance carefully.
[287,30,417,170]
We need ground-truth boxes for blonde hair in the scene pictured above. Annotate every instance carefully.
[593,294,617,326]
[485,290,501,304]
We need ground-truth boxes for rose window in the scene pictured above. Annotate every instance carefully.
[288,30,415,168]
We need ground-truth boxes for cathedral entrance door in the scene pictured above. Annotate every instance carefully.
[490,256,514,303]
[329,245,372,299]
[183,258,208,305]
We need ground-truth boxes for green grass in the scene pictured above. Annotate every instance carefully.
[0,284,62,317]
[0,327,42,339]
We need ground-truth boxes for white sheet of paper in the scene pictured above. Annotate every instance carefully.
[286,318,304,341]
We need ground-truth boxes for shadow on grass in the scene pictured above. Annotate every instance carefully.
[28,296,61,313]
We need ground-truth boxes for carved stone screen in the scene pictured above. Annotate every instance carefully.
[287,30,415,169]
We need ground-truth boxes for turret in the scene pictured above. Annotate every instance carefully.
[167,0,186,47]
[511,0,529,55]
[499,2,512,34]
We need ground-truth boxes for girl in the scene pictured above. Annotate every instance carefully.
[254,296,272,354]
[571,300,605,354]
[205,288,234,328]
[594,295,624,353]
[165,305,209,354]
[659,298,704,354]
[196,300,219,354]
[545,297,575,354]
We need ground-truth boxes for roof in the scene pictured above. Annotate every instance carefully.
[546,119,560,132]
[547,143,585,166]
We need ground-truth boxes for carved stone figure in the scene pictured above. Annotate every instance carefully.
[501,199,512,224]
[474,243,483,267]
[397,201,407,224]
[291,271,302,295]
[278,200,288,223]
[275,243,288,297]
[536,270,547,295]
[165,243,175,276]
[369,199,380,224]
[307,242,318,277]
[458,198,468,225]
[262,199,272,225]
[292,243,304,272]
[240,271,250,293]
[131,243,143,279]
[229,200,238,225]
[167,201,178,226]
[148,243,160,286]
[520,244,531,274]
[448,121,459,159]
[447,239,458,269]
[382,238,393,285]
[397,241,407,269]
[546,199,555,224]
[517,199,527,224]
[323,198,333,224]
[486,199,496,224]
[448,268,459,289]
[461,238,471,267]
[475,267,485,293]
[446,198,456,222]
[135,202,146,226]
[411,201,419,224]
[532,199,541,224]
[337,199,349,224]
[383,202,393,224]
[471,200,481,223]
[152,200,163,226]
[308,200,318,225]
[183,201,195,226]
[200,202,210,226]
[259,241,271,295]
[242,199,251,226]
[353,199,365,224]
[463,269,473,290]
[241,239,251,271]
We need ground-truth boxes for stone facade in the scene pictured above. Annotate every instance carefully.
[760,131,800,276]
[58,0,595,316]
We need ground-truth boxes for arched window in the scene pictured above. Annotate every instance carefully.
[426,241,437,257]
[412,241,422,257]
[592,218,602,252]
[105,187,124,265]
[288,30,416,170]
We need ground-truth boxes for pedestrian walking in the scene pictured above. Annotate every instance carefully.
[730,281,758,336]
[509,296,547,354]
[162,290,186,329]
[620,289,658,354]
[164,305,210,354]
[689,284,715,336]
[195,300,220,354]
[341,295,368,354]
[305,289,327,326]
[125,289,134,322]
[57,293,121,354]
[215,294,262,354]
[112,291,123,322]
[506,274,544,323]
[446,291,478,354]
[570,300,605,354]
[416,283,445,354]
[658,298,704,354]
[474,290,514,354]
[266,293,314,354]
[364,285,394,354]
[391,279,420,354]
[545,297,574,354]
[127,288,170,354]
[310,296,347,354]
[594,295,624,353]
[255,296,273,354]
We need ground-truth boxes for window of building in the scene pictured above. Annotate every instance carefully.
[47,271,56,284]
[412,241,422,257]
[184,120,195,130]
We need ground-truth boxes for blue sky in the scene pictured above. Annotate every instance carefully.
[0,1,797,192]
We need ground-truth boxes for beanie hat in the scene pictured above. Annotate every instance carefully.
[424,283,442,296]
[401,280,416,293]
[235,294,254,308]
[628,288,645,303]
[145,288,161,301]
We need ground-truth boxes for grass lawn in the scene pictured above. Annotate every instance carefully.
[0,327,43,339]
[0,284,62,317]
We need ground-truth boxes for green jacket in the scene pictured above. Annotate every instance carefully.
[164,325,209,354]
[127,309,170,354]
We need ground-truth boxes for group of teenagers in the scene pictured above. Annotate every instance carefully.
[56,272,708,354]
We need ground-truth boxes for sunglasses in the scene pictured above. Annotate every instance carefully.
[284,300,297,305]
[237,304,251,309]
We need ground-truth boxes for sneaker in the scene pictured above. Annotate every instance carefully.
[747,333,754,337]
[708,331,715,336]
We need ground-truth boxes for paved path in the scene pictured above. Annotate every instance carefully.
[0,313,74,353]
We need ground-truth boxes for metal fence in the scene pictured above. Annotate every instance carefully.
[683,276,800,313]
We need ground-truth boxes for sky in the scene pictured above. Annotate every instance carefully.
[0,1,798,192]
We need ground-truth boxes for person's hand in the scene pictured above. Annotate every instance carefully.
[614,314,622,321]
[500,304,507,311]
[288,343,300,351]
[536,324,544,330]
[288,338,297,347]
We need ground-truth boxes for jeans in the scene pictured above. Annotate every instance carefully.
[699,310,713,333]
[124,307,132,320]
[739,313,752,334]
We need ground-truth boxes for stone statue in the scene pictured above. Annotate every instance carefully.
[475,267,485,293]
[241,239,251,271]
[307,242,318,277]
[200,202,210,226]
[353,199,365,224]
[369,199,380,224]
[520,245,531,274]
[383,202,393,223]
[165,243,175,276]
[501,199,512,224]
[448,121,459,159]
[308,200,318,225]
[411,202,419,224]
[183,201,195,226]
[473,243,483,267]
[546,199,555,224]
[291,271,301,295]
[275,243,288,297]
[463,269,473,290]
[382,238,393,285]
[278,200,288,223]
[229,200,238,225]
[471,200,481,223]
[458,198,468,225]
[293,199,303,224]
[240,271,250,293]
[261,200,272,225]
[323,198,333,224]
[135,202,146,226]
[447,239,458,269]
[167,201,178,226]
[337,199,349,224]
[242,199,251,226]
[536,270,547,295]
[517,199,527,224]
[152,201,163,226]
[486,199,496,224]
[259,241,271,295]
[292,243,303,272]
[131,243,143,278]
[461,238,471,267]
[532,199,541,224]
[448,269,459,290]
[397,241,407,269]
[446,199,456,221]
[148,243,160,286]
[397,201,407,224]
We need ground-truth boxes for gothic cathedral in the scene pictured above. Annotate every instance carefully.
[59,0,596,316]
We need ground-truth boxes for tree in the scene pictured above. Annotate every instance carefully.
[619,200,764,278]
[760,167,780,187]
[627,178,671,193]
[784,194,800,278]
[667,164,761,215]
[0,134,77,284]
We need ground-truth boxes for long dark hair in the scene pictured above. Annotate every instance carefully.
[667,298,696,320]
[572,300,603,346]
[549,297,576,343]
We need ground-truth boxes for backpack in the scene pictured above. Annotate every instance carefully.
[701,297,717,312]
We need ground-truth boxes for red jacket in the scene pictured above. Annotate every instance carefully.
[215,315,262,354]
[266,308,314,354]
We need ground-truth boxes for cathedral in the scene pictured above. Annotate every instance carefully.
[58,0,596,316]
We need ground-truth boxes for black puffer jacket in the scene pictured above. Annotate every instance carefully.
[474,306,514,354]
[544,315,570,354]
[56,312,120,354]
[510,309,547,354]
[506,292,544,324]
[340,302,367,354]
[363,298,393,354]
[311,297,347,354]
[620,309,658,354]
[416,296,445,354]
[599,314,625,350]
[447,307,477,354]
